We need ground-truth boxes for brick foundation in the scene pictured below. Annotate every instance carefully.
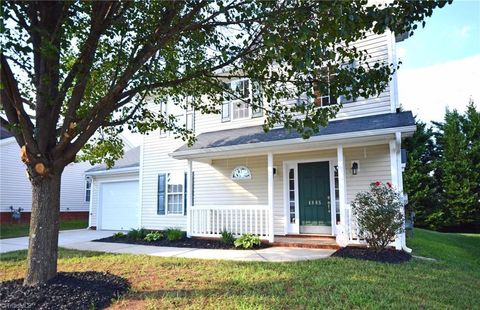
[0,211,88,224]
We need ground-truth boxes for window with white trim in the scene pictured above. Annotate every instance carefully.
[222,79,262,122]
[85,179,92,202]
[159,99,195,137]
[166,172,184,215]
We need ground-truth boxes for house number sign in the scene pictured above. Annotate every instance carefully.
[231,166,252,180]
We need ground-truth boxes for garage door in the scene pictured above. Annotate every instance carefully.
[100,180,139,230]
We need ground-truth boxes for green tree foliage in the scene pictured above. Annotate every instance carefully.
[404,101,480,231]
[403,121,439,227]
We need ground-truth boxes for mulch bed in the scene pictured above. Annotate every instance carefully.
[332,246,411,264]
[93,236,269,250]
[0,271,129,310]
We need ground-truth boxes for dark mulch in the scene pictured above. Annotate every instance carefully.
[93,236,269,250]
[332,246,411,264]
[0,271,129,310]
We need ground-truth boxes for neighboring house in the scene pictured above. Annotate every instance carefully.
[0,126,92,223]
[88,30,413,250]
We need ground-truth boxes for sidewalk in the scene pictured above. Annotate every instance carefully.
[1,229,336,262]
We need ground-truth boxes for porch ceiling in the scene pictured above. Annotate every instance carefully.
[171,111,415,160]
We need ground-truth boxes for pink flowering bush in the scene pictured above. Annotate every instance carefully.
[351,181,404,251]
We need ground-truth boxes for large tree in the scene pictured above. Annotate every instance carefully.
[1,0,447,285]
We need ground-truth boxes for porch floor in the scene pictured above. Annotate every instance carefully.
[273,235,339,250]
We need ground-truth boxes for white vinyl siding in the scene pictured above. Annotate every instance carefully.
[0,138,91,213]
[194,31,394,135]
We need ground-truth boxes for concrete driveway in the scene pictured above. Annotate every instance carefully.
[0,229,117,253]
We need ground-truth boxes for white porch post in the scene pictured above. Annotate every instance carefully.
[389,134,403,250]
[267,152,274,243]
[186,159,193,237]
[337,145,347,236]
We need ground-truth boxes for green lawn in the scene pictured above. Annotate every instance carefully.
[1,228,479,309]
[0,219,88,239]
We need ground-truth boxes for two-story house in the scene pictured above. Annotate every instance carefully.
[87,30,414,251]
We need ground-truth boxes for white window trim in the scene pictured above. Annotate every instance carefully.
[165,172,186,216]
[160,100,195,138]
[223,78,255,122]
[85,179,92,202]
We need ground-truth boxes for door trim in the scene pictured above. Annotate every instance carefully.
[283,157,337,236]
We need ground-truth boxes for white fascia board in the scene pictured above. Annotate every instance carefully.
[84,166,139,177]
[170,125,416,160]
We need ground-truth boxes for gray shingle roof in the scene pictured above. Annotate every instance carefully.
[0,125,13,140]
[86,146,140,173]
[175,111,415,153]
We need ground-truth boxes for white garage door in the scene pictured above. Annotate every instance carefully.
[100,180,139,230]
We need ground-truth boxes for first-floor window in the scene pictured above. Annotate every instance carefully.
[85,179,92,202]
[157,172,190,215]
[167,172,184,215]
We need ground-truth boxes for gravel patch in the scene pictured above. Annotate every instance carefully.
[332,246,411,264]
[0,271,129,310]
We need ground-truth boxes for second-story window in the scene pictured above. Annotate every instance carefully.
[222,79,262,122]
[160,99,195,137]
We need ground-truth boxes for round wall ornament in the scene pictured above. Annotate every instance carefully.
[231,166,252,180]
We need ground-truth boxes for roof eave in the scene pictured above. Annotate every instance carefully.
[170,125,416,160]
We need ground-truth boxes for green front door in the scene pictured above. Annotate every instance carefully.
[298,162,331,226]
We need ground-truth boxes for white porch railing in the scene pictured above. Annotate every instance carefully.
[345,205,364,244]
[189,205,271,240]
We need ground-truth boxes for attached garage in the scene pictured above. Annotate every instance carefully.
[99,180,139,230]
[85,146,141,230]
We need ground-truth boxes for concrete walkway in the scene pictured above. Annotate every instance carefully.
[0,229,335,262]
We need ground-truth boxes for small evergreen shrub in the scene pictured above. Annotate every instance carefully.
[234,233,261,249]
[127,228,148,240]
[220,230,236,245]
[144,231,163,242]
[351,181,405,251]
[112,232,126,239]
[165,228,184,241]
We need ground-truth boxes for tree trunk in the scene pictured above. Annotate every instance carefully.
[23,172,62,286]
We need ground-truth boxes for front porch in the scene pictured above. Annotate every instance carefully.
[172,113,414,249]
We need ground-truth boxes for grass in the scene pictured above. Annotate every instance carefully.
[1,228,479,309]
[0,219,88,239]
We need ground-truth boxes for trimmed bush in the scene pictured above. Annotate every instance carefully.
[165,228,184,241]
[127,228,148,240]
[234,233,261,249]
[220,230,236,246]
[351,181,405,251]
[144,231,163,242]
[112,232,126,239]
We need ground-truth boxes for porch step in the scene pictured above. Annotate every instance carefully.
[273,236,339,250]
[285,234,336,240]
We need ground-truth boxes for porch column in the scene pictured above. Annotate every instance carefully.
[186,159,193,238]
[267,152,274,243]
[389,133,403,250]
[337,145,347,236]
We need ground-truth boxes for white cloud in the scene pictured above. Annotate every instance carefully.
[459,25,471,38]
[398,54,480,123]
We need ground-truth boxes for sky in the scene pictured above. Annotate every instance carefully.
[397,0,480,123]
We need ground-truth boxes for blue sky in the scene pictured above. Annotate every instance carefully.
[397,0,480,123]
[397,0,480,69]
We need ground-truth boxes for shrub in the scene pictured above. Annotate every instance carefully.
[220,230,236,245]
[165,228,184,241]
[234,233,261,249]
[351,181,405,251]
[112,232,126,239]
[127,228,148,240]
[144,231,163,242]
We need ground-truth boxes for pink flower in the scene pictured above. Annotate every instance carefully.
[386,182,392,188]
[375,181,381,187]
